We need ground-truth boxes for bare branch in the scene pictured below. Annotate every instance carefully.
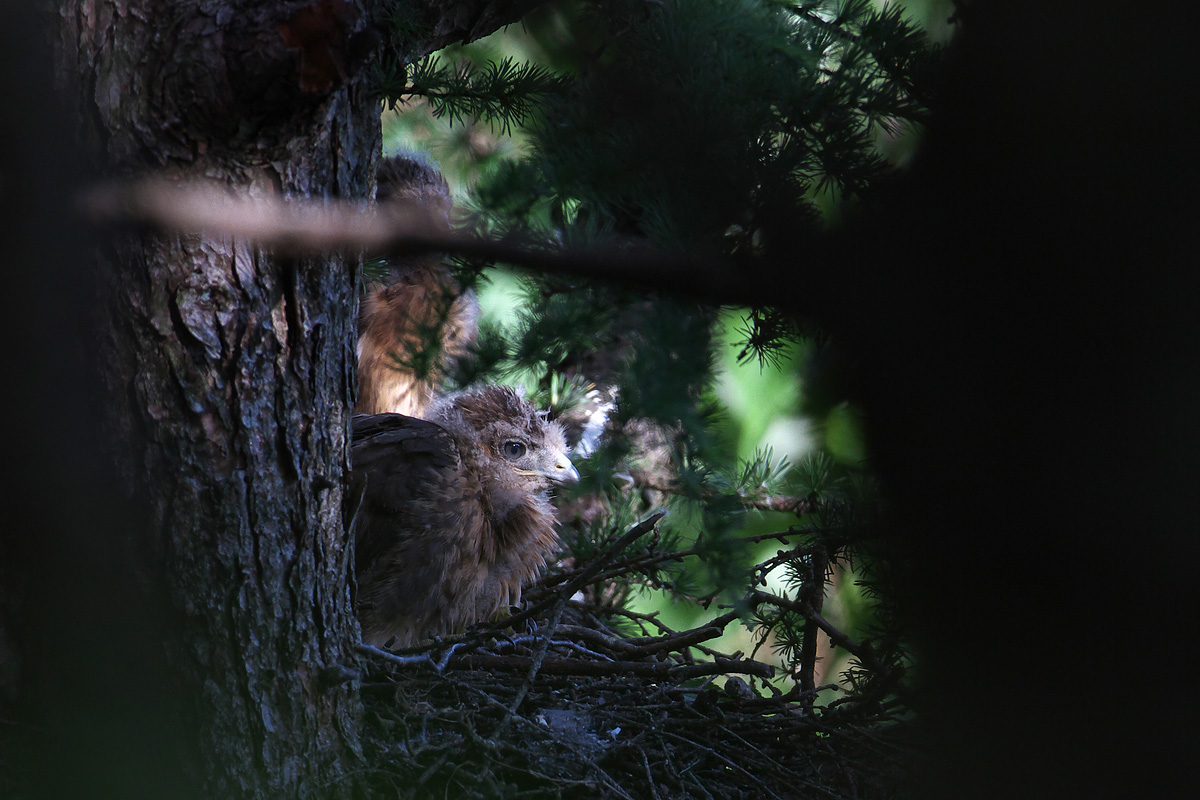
[446,652,775,681]
[79,178,762,305]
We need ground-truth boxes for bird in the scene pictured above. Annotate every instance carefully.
[356,266,478,417]
[350,385,580,648]
[356,154,479,418]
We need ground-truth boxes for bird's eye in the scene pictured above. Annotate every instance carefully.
[502,441,527,459]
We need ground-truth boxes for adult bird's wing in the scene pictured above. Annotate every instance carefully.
[348,412,461,577]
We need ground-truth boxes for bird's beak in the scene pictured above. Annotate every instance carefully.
[517,452,580,485]
[550,453,581,485]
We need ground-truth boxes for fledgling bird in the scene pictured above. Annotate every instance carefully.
[357,155,479,418]
[350,385,580,648]
[357,266,478,417]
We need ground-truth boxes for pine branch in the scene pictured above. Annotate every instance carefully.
[735,308,801,368]
[796,544,829,699]
[746,588,901,694]
[786,2,936,108]
[404,55,569,134]
[630,468,821,515]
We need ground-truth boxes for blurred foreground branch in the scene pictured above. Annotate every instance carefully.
[80,179,759,305]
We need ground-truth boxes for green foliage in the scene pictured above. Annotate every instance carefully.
[377,0,945,731]
[361,256,391,284]
[399,56,569,135]
[376,0,434,47]
[525,370,593,418]
[790,450,847,499]
[509,280,615,371]
[427,1,942,483]
[457,0,936,254]
[734,307,806,369]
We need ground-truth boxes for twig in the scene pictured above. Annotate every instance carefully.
[747,589,895,681]
[356,641,461,672]
[487,512,665,634]
[550,624,639,654]
[426,670,638,800]
[640,747,663,800]
[740,528,822,545]
[648,728,787,800]
[797,544,829,698]
[505,602,564,719]
[446,653,774,681]
[415,753,451,788]
[620,611,740,658]
[600,607,674,636]
[530,548,700,595]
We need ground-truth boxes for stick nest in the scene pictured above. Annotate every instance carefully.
[356,513,914,798]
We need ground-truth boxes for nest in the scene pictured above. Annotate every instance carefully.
[356,514,914,799]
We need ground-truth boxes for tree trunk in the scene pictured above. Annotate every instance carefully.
[48,2,377,796]
[32,2,550,795]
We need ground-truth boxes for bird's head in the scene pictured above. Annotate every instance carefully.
[437,386,580,492]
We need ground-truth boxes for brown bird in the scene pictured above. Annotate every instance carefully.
[357,155,478,418]
[356,267,477,417]
[350,385,580,648]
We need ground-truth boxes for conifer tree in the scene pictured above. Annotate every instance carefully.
[11,1,1195,798]
[3,0,953,798]
[345,2,944,795]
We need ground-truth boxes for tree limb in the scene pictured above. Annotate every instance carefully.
[79,178,767,307]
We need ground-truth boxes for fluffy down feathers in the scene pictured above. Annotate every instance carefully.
[357,154,478,418]
[351,386,579,648]
[356,267,478,417]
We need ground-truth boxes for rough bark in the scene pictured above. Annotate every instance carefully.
[50,2,378,796]
[36,1,552,795]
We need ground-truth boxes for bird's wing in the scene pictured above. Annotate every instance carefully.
[349,412,462,575]
[351,412,458,467]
